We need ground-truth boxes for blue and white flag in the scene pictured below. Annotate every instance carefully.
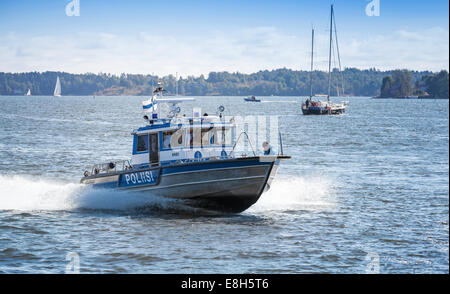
[142,95,158,112]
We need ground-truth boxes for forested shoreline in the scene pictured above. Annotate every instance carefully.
[0,68,447,98]
[379,70,449,98]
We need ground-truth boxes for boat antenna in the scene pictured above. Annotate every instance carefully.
[153,81,166,95]
[176,72,178,96]
[152,80,165,119]
[327,4,334,104]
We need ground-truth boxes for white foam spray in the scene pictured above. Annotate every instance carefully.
[0,174,336,214]
[0,175,177,212]
[248,175,336,213]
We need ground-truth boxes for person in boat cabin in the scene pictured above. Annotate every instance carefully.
[262,141,275,155]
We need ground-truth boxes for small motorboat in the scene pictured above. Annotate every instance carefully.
[80,84,290,214]
[244,96,261,102]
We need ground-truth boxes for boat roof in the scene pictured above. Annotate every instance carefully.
[133,116,234,135]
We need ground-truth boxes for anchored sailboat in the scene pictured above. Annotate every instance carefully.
[54,76,61,97]
[301,5,348,115]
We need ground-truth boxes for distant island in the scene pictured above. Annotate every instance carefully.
[0,68,448,98]
[377,70,449,99]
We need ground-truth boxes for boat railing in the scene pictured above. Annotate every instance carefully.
[84,159,132,177]
[229,130,286,157]
[229,131,257,157]
[278,131,284,156]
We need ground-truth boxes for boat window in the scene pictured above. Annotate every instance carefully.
[162,129,184,149]
[215,128,230,145]
[188,128,202,147]
[201,128,213,147]
[136,134,149,152]
[209,128,222,146]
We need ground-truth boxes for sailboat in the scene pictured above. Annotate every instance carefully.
[26,89,31,96]
[54,76,62,97]
[301,5,348,115]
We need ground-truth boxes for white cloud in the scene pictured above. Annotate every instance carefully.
[0,26,448,76]
[337,27,449,71]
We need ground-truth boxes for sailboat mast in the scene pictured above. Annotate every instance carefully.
[309,28,314,99]
[333,9,345,97]
[327,4,334,104]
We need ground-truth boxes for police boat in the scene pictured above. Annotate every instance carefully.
[80,85,290,213]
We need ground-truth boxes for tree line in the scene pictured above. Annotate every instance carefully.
[0,68,444,97]
[380,70,449,98]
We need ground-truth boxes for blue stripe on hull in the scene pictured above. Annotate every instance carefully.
[161,159,271,175]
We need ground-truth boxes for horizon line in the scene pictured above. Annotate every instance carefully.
[1,67,445,78]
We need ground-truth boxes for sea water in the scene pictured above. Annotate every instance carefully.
[0,96,448,273]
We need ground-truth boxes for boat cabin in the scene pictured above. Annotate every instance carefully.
[131,116,235,168]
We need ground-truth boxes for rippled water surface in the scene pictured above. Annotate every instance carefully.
[0,96,448,273]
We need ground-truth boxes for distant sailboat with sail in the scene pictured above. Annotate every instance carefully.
[301,5,348,115]
[26,89,31,96]
[54,76,61,97]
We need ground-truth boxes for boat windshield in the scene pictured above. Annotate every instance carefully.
[162,129,184,149]
[185,127,231,147]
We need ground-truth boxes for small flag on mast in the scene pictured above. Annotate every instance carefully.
[142,95,158,112]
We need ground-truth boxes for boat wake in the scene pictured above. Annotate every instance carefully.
[248,175,336,213]
[0,174,336,215]
[0,175,183,213]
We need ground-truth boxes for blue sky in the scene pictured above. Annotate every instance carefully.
[0,0,448,75]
